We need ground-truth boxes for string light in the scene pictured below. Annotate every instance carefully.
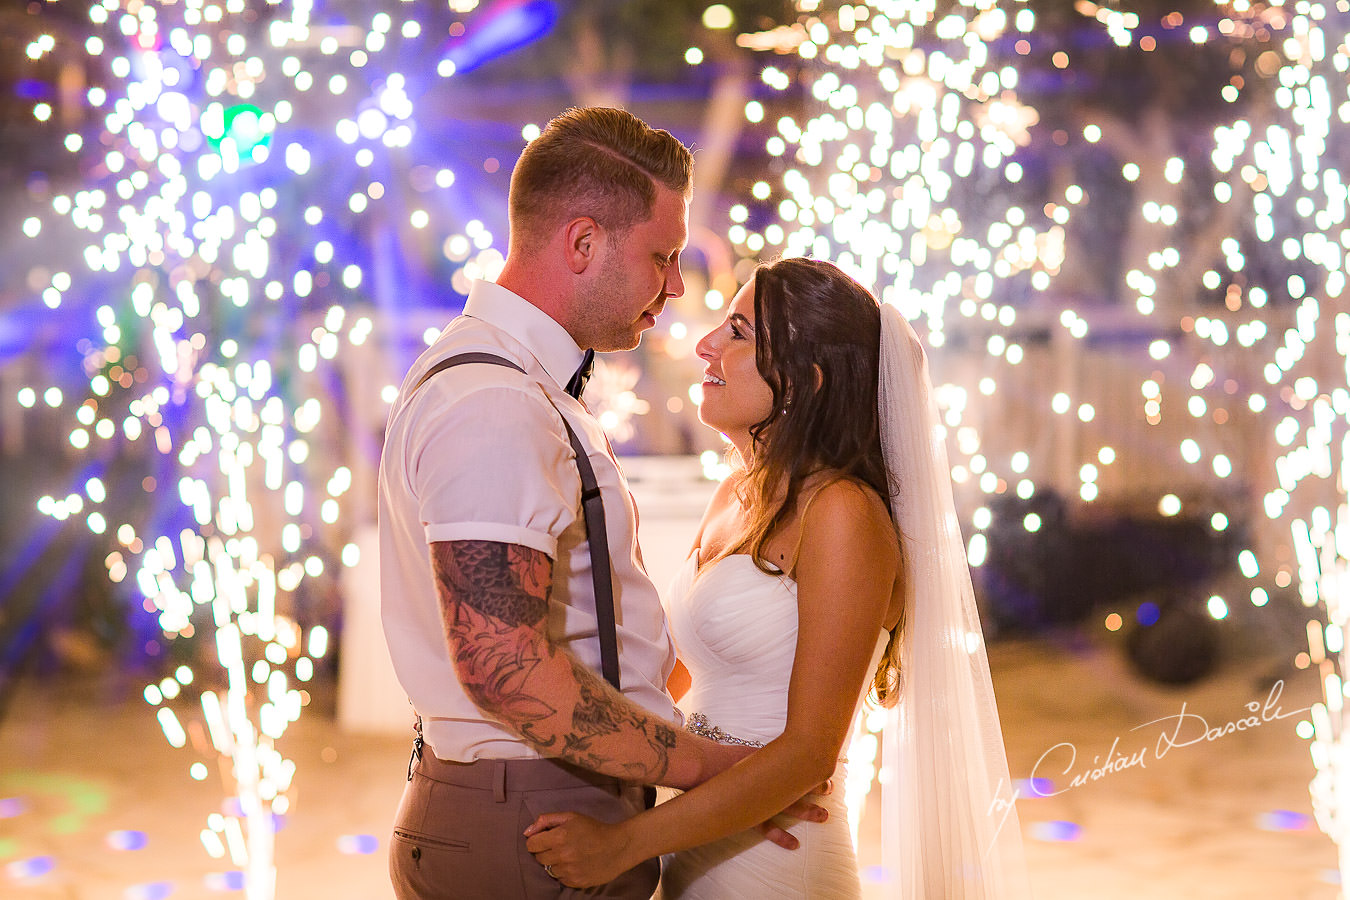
[12,2,509,895]
[718,1,1350,877]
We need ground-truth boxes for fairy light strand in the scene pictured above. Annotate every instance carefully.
[717,0,1350,878]
[16,1,502,895]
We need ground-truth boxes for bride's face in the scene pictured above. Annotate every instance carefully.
[695,278,776,448]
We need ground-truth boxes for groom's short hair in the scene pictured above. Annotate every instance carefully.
[508,107,693,252]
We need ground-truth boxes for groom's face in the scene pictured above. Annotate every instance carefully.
[583,186,689,352]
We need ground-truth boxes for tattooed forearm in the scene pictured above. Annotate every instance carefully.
[430,539,683,784]
[570,661,626,737]
[450,602,558,737]
[559,658,674,783]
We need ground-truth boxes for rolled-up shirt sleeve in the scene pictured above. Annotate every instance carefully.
[406,381,578,558]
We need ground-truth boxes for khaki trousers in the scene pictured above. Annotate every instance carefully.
[390,750,659,899]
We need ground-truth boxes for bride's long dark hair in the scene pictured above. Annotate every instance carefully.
[717,256,904,706]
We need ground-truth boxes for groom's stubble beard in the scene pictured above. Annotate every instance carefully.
[582,243,664,353]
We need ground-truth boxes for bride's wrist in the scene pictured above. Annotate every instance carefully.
[621,811,662,867]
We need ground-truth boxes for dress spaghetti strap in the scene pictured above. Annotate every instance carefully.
[784,480,834,580]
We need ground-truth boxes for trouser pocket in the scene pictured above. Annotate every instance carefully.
[390,827,476,899]
[392,827,471,856]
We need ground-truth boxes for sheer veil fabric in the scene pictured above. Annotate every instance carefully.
[876,304,1031,898]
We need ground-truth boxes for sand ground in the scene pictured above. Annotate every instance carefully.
[0,635,1338,899]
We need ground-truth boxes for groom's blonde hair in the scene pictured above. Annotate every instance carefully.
[507,107,693,253]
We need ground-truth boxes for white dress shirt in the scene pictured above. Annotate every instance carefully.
[378,279,678,761]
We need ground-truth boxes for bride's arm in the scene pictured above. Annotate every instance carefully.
[526,480,899,886]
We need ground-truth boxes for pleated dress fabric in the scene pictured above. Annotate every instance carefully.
[657,553,881,900]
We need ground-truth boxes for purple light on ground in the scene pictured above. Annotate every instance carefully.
[1030,820,1082,842]
[860,864,893,883]
[1256,809,1311,831]
[204,871,246,892]
[125,882,175,899]
[0,797,25,818]
[106,829,149,850]
[7,856,55,879]
[1016,777,1055,796]
[336,834,380,855]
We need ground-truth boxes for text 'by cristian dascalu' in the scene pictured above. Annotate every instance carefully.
[1026,679,1311,798]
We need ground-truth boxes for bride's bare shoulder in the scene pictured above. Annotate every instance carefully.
[803,470,890,519]
[799,473,897,552]
[794,473,900,612]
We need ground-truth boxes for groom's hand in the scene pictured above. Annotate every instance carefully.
[756,778,832,849]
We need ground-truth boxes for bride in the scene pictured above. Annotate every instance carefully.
[525,257,1028,898]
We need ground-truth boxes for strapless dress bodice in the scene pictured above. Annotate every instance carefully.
[657,552,882,900]
[664,553,802,745]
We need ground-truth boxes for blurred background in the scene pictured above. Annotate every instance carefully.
[0,0,1346,897]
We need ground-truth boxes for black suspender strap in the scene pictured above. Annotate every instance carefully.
[572,455,621,690]
[414,352,527,392]
[413,352,621,690]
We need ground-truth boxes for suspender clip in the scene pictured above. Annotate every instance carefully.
[407,716,424,781]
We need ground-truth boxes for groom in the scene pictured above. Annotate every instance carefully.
[378,107,806,899]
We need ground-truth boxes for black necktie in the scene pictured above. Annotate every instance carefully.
[565,348,594,399]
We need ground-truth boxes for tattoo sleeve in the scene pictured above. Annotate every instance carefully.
[431,539,678,783]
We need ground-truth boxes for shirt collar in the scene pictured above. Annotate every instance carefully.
[463,279,586,391]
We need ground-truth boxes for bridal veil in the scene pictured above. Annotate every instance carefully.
[876,303,1031,898]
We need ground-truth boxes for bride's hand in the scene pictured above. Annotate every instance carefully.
[524,811,636,888]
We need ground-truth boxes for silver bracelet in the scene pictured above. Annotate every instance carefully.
[684,712,764,748]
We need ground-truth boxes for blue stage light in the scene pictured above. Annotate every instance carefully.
[442,0,559,74]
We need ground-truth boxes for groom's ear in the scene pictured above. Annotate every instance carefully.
[562,216,602,274]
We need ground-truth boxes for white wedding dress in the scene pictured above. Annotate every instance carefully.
[656,553,885,899]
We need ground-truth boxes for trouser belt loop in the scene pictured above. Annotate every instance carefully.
[493,760,507,803]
